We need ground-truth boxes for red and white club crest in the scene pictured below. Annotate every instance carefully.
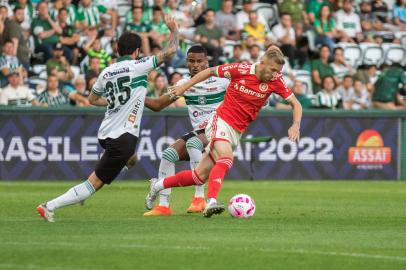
[259,83,268,92]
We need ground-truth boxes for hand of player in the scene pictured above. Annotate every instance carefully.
[288,124,300,142]
[169,85,185,97]
[164,14,178,33]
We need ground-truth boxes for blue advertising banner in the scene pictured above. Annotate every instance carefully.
[0,111,400,180]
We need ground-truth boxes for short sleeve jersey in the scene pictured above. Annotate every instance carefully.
[92,55,158,140]
[215,63,293,133]
[177,75,229,130]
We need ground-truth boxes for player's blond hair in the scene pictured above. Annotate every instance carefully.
[262,45,285,65]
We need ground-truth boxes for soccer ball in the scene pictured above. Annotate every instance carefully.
[228,194,256,218]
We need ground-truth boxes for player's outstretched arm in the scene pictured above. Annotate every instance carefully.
[155,15,179,66]
[171,67,218,96]
[88,91,108,107]
[286,95,302,142]
[144,92,178,111]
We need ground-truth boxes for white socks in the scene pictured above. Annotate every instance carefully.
[158,148,178,207]
[157,138,205,208]
[46,180,96,211]
[187,146,205,198]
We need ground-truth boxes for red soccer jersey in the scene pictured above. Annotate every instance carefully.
[215,63,293,133]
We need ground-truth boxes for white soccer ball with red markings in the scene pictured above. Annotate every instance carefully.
[228,194,256,218]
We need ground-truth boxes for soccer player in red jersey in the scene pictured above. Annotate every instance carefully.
[145,46,302,217]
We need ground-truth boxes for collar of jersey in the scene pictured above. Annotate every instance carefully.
[116,55,133,62]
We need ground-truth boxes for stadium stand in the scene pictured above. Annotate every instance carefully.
[0,0,405,110]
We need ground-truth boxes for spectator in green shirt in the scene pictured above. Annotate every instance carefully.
[227,44,247,63]
[307,0,331,24]
[314,75,341,109]
[84,36,112,71]
[276,80,313,109]
[311,44,336,93]
[2,7,30,69]
[11,0,34,32]
[195,9,225,66]
[37,74,87,107]
[46,43,74,85]
[141,0,170,23]
[372,65,406,110]
[280,0,306,25]
[314,4,337,52]
[57,8,80,64]
[125,6,152,55]
[149,6,170,48]
[77,0,117,31]
[31,1,62,61]
[62,0,79,27]
[279,0,308,36]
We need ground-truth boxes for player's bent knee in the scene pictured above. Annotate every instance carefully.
[186,137,204,152]
[88,172,104,191]
[193,170,207,184]
[194,167,209,183]
[162,147,180,163]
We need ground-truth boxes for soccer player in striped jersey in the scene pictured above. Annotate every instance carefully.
[146,46,302,217]
[144,45,229,216]
[36,15,179,222]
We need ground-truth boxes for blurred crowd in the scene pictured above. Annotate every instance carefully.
[0,0,405,109]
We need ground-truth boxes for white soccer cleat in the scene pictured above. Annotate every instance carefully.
[36,203,55,222]
[202,200,225,218]
[145,178,159,210]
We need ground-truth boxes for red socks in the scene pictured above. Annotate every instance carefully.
[162,156,233,200]
[207,157,233,199]
[163,170,204,188]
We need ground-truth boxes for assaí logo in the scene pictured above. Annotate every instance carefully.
[348,129,391,170]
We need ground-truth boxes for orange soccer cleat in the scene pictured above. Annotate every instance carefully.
[143,205,172,216]
[186,197,206,213]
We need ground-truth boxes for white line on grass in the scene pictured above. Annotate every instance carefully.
[0,263,93,270]
[279,249,406,262]
[2,241,209,251]
[3,241,406,263]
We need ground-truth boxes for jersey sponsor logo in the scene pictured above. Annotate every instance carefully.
[238,68,249,74]
[133,57,149,65]
[102,67,130,79]
[238,64,250,69]
[206,87,219,91]
[259,83,269,92]
[192,109,215,118]
[107,106,121,115]
[128,114,136,123]
[198,120,209,129]
[221,64,239,71]
[232,83,266,98]
[127,98,142,125]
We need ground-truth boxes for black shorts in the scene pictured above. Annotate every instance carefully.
[180,129,205,142]
[95,132,138,184]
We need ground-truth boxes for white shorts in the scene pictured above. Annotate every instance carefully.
[205,114,242,155]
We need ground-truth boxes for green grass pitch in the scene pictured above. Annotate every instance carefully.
[1,181,406,270]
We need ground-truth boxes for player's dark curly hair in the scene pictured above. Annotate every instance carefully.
[187,45,208,56]
[118,32,142,56]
